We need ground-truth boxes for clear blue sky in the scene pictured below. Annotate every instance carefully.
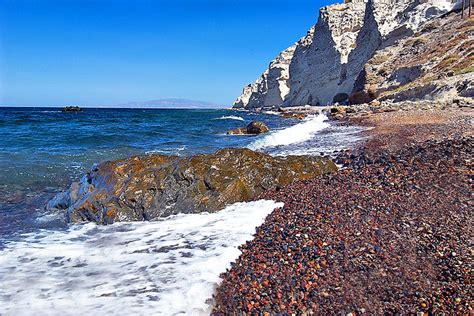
[0,0,334,107]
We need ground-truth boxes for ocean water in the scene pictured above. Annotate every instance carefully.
[0,107,365,314]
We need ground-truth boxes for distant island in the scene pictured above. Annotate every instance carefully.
[110,98,226,109]
[0,99,226,109]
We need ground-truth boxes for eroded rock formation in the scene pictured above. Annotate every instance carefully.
[47,149,337,224]
[233,0,458,109]
[351,12,474,103]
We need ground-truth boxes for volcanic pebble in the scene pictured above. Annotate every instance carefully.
[212,137,473,314]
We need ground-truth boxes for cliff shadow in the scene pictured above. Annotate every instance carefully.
[283,14,343,106]
[345,0,383,97]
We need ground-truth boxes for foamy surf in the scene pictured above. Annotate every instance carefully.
[214,115,244,121]
[0,200,283,315]
[248,114,330,151]
[263,111,280,116]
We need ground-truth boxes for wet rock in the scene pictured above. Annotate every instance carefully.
[47,148,337,224]
[227,121,269,135]
[227,127,247,135]
[246,121,270,134]
[281,113,307,120]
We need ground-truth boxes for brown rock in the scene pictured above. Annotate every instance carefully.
[48,148,337,224]
[330,106,347,119]
[349,91,372,105]
[246,121,269,134]
[370,100,381,107]
[227,127,247,135]
[282,113,307,120]
[227,121,270,135]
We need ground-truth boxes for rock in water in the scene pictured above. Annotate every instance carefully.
[227,121,269,135]
[281,112,307,120]
[47,148,337,224]
[246,121,269,134]
[226,127,247,135]
[62,106,82,112]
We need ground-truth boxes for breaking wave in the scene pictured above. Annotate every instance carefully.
[248,114,330,150]
[214,116,244,121]
[0,200,283,315]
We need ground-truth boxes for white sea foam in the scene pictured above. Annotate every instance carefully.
[248,114,330,150]
[0,200,282,316]
[214,115,244,121]
[263,110,281,116]
[271,124,368,156]
[145,145,187,155]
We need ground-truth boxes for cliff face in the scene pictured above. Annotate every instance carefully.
[351,11,474,104]
[233,43,299,108]
[233,28,314,108]
[234,0,457,109]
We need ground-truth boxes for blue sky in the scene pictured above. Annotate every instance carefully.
[0,0,333,106]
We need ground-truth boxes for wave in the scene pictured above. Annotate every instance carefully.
[145,145,187,155]
[263,111,281,116]
[248,114,330,150]
[214,116,244,121]
[0,200,283,315]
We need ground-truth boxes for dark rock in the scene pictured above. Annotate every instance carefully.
[329,106,347,120]
[333,93,349,104]
[227,127,247,135]
[246,121,270,134]
[227,121,269,135]
[62,106,82,112]
[281,113,307,120]
[349,84,377,105]
[47,148,337,224]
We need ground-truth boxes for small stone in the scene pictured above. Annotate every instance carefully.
[369,100,381,107]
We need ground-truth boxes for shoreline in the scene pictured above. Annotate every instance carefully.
[212,102,473,313]
[3,102,471,313]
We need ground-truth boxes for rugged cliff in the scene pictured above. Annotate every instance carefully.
[351,11,473,104]
[233,0,459,109]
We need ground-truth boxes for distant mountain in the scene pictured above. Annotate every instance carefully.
[113,98,226,109]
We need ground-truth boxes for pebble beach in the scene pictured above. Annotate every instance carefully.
[212,106,473,314]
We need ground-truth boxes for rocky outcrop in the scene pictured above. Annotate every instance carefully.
[233,0,457,109]
[47,149,337,224]
[227,121,270,135]
[351,12,474,103]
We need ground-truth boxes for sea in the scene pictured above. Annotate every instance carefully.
[0,107,364,315]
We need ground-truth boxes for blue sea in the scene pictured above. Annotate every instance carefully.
[0,107,364,314]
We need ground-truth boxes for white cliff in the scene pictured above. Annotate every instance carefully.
[233,0,456,109]
[233,29,314,109]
